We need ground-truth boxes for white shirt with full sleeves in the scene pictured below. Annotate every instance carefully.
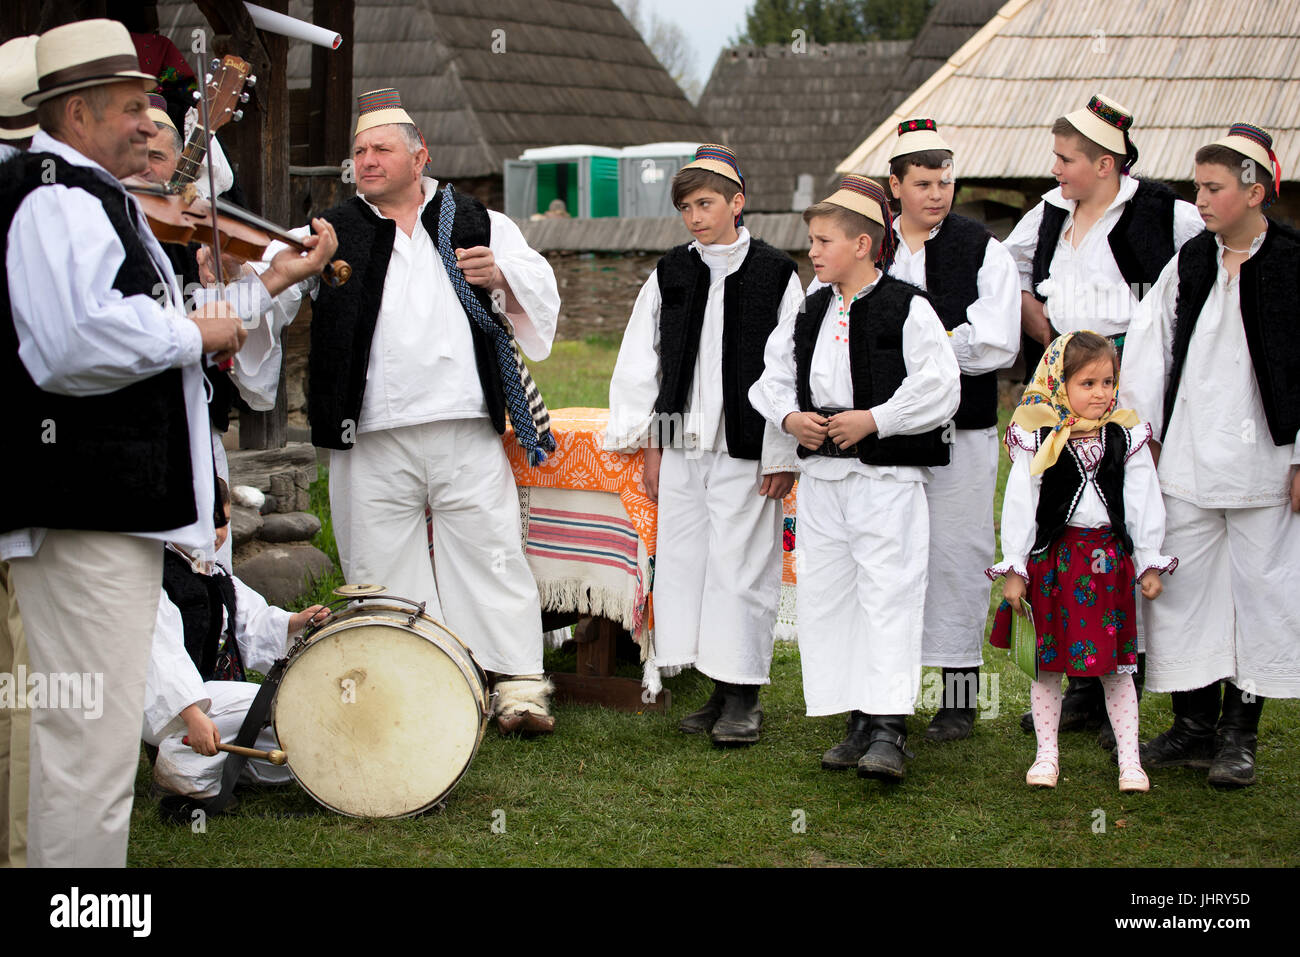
[1120,228,1300,509]
[142,548,293,742]
[990,423,1176,582]
[605,227,803,473]
[748,274,960,483]
[264,176,559,434]
[1001,175,1204,337]
[1,131,223,561]
[889,220,1021,376]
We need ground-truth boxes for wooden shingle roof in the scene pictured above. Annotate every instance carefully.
[840,0,1300,183]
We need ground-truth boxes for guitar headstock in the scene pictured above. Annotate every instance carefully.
[200,55,253,132]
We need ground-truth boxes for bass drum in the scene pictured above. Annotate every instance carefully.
[273,598,489,818]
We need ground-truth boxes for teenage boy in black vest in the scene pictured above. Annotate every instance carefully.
[145,480,328,803]
[0,19,332,867]
[261,89,562,735]
[1003,94,1203,744]
[750,175,960,780]
[607,146,801,745]
[882,119,1020,746]
[1120,124,1300,788]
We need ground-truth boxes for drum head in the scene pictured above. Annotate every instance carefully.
[275,616,485,818]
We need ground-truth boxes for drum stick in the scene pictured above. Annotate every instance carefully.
[183,736,288,766]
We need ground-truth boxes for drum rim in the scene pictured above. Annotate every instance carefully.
[272,604,491,818]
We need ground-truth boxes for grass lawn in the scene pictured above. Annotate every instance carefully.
[128,336,1300,867]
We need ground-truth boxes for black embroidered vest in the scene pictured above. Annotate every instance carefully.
[308,190,504,451]
[923,213,998,429]
[794,275,950,467]
[0,152,196,533]
[1025,178,1179,380]
[162,548,244,683]
[1165,221,1300,446]
[654,238,797,459]
[1033,423,1132,557]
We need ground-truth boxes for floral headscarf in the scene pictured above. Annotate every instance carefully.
[1010,332,1138,475]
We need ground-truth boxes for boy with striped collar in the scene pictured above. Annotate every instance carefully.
[1120,124,1300,788]
[750,175,960,780]
[884,118,1020,746]
[1003,94,1203,741]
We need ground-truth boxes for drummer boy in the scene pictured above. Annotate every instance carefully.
[142,479,328,808]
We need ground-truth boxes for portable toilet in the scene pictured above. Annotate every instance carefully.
[504,145,622,219]
[619,142,702,218]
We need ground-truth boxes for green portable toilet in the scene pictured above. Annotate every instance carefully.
[504,145,622,219]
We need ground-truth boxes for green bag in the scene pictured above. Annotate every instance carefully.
[1010,598,1039,681]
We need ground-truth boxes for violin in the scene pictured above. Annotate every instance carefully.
[126,181,351,287]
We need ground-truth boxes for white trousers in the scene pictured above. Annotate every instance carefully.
[796,473,929,716]
[1145,495,1300,698]
[10,531,162,868]
[147,682,291,797]
[329,418,543,675]
[653,448,783,684]
[921,427,998,668]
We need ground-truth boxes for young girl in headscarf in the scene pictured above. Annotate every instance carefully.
[988,331,1177,791]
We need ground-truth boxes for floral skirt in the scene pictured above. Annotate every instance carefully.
[990,526,1138,676]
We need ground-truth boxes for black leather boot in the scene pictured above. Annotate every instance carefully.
[821,711,872,769]
[1140,682,1221,769]
[856,715,911,781]
[710,683,762,746]
[926,668,978,742]
[678,681,726,734]
[1208,682,1264,788]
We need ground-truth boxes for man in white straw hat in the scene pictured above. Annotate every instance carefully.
[1002,93,1204,745]
[883,118,1020,746]
[1121,123,1300,789]
[260,88,562,734]
[750,174,960,782]
[0,18,336,867]
[0,31,39,870]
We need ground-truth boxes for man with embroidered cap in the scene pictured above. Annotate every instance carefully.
[880,118,1020,746]
[0,18,336,866]
[262,89,562,734]
[0,31,39,869]
[606,145,801,745]
[1002,93,1204,743]
[1121,123,1300,788]
[750,174,960,780]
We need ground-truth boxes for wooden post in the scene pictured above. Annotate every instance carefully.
[307,0,354,213]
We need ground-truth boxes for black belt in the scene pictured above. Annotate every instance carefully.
[807,407,860,458]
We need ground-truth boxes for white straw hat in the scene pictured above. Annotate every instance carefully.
[0,35,39,141]
[23,19,154,107]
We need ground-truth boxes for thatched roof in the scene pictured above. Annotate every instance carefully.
[840,0,1300,184]
[696,0,1004,212]
[155,0,712,179]
[696,41,911,213]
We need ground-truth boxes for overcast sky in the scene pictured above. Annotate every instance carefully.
[636,0,753,95]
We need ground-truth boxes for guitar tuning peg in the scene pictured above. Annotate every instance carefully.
[210,58,219,71]
[245,75,257,88]
[205,73,213,84]
[192,90,201,101]
[232,110,244,122]
[239,93,249,103]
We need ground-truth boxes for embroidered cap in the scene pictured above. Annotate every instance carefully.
[819,174,897,266]
[354,88,417,137]
[147,92,177,134]
[23,19,154,106]
[888,117,952,161]
[0,35,38,141]
[1063,94,1139,172]
[1210,123,1282,197]
[679,144,745,191]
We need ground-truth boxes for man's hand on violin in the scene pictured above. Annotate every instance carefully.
[255,217,340,296]
[195,245,250,287]
[189,299,246,364]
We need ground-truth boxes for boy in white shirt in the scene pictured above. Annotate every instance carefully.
[1120,124,1300,788]
[606,146,802,746]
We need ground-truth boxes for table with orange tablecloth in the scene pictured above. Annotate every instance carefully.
[503,409,799,695]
